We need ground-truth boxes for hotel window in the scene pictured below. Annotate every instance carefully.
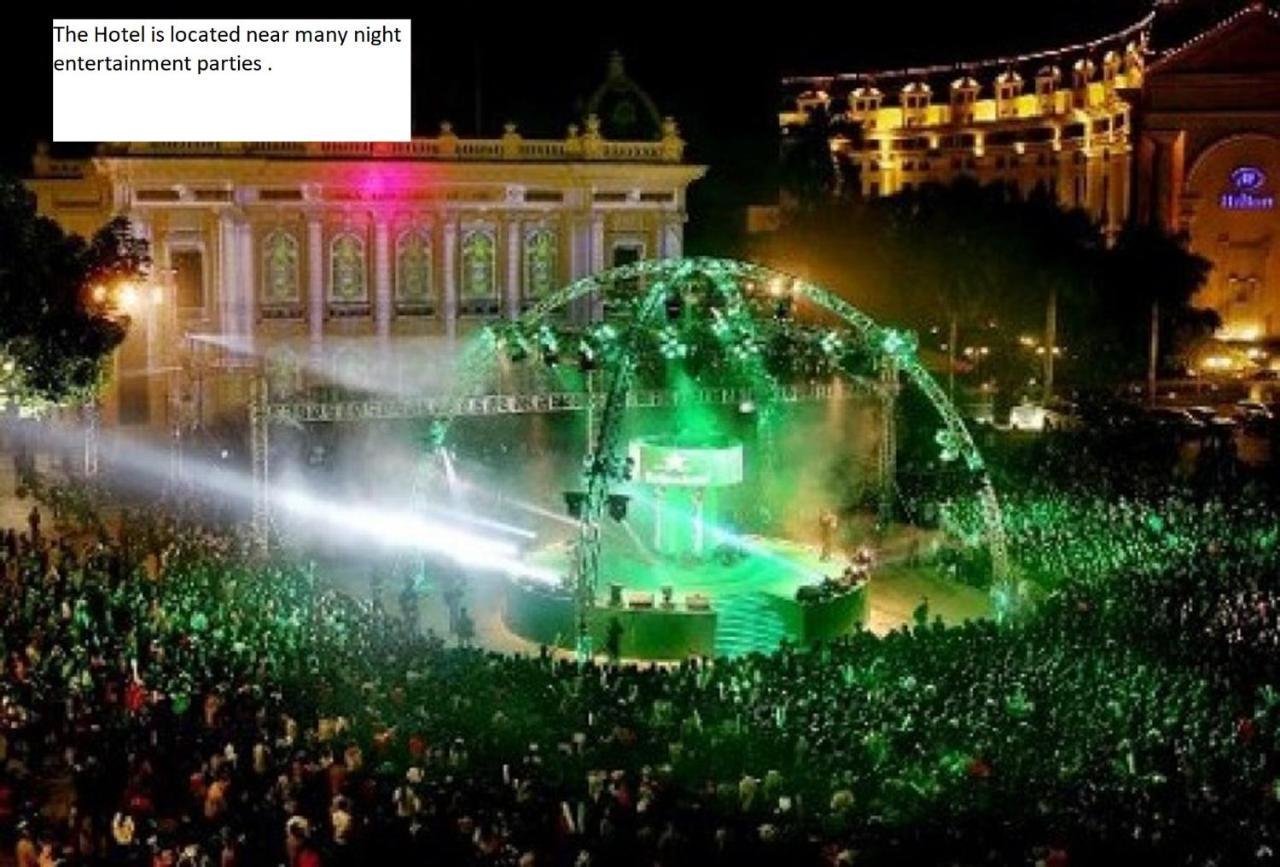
[171,249,204,309]
[395,229,433,313]
[524,228,557,302]
[261,230,300,307]
[329,232,368,306]
[460,228,499,315]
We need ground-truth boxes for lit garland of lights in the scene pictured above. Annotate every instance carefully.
[782,8,1154,88]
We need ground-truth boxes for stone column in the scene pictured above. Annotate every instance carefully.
[375,218,392,340]
[442,218,458,340]
[218,213,238,342]
[661,216,684,259]
[569,216,589,324]
[505,218,521,320]
[590,214,606,322]
[1148,130,1185,232]
[238,222,255,358]
[590,214,606,273]
[308,217,325,346]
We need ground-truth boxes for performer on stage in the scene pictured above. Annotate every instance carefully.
[819,509,839,561]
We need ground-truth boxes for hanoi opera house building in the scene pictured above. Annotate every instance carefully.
[26,57,705,430]
[781,1,1280,353]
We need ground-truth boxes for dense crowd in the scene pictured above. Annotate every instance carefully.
[1,433,1280,866]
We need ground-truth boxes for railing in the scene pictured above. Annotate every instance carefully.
[97,135,683,164]
[264,380,880,423]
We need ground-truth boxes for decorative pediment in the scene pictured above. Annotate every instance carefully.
[1149,4,1280,77]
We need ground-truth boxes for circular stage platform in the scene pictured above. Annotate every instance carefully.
[504,534,868,659]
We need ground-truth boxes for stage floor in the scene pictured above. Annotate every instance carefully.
[527,533,835,603]
[527,531,861,655]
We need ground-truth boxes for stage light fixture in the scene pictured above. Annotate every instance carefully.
[564,491,587,519]
[606,493,630,522]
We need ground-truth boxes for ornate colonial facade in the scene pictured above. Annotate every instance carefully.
[28,60,705,430]
[780,2,1280,350]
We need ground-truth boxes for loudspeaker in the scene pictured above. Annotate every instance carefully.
[564,491,586,519]
[606,493,630,522]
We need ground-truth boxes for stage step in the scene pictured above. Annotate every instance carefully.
[714,591,787,657]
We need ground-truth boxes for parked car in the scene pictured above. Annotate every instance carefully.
[1186,406,1237,428]
[1008,402,1046,432]
[1236,400,1274,422]
[1146,407,1207,435]
[1008,398,1082,433]
[1042,400,1082,432]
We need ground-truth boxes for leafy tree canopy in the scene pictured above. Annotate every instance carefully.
[750,179,1214,387]
[0,177,147,409]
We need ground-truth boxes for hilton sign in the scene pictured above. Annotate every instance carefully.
[1220,166,1275,211]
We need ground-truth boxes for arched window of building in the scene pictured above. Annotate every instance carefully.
[1072,59,1095,108]
[261,230,300,305]
[995,71,1023,119]
[329,231,367,303]
[1035,66,1061,114]
[265,347,302,398]
[460,228,497,302]
[1102,51,1122,87]
[949,76,979,125]
[1124,41,1144,81]
[850,85,883,116]
[524,228,557,300]
[900,81,931,128]
[395,228,433,308]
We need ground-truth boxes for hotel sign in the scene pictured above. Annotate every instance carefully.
[1220,166,1275,211]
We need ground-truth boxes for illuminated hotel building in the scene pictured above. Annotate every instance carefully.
[27,56,705,430]
[781,1,1280,349]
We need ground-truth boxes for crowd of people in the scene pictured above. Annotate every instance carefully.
[0,429,1279,865]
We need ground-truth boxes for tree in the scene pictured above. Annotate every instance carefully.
[1097,223,1214,399]
[779,104,839,212]
[0,177,146,408]
[751,178,1213,399]
[1007,186,1100,399]
[873,179,1034,397]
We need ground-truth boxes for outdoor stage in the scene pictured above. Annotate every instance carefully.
[505,533,877,658]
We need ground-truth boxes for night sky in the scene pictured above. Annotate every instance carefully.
[5,2,1228,244]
